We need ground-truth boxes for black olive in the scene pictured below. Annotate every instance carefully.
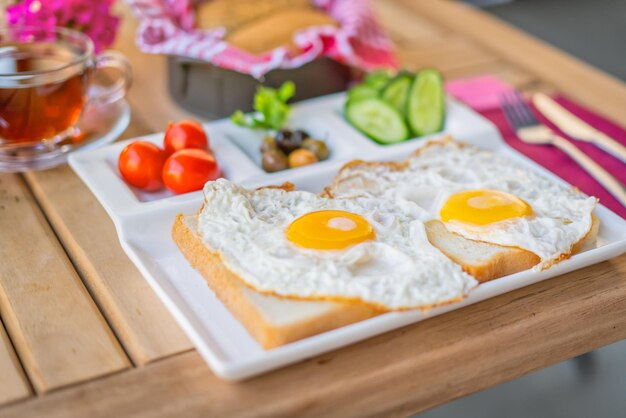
[294,129,310,140]
[274,129,302,154]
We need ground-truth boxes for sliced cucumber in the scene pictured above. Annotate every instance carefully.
[345,98,409,144]
[380,73,413,116]
[362,70,393,91]
[347,85,379,103]
[406,68,445,137]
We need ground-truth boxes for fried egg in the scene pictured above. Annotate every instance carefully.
[329,139,597,269]
[196,179,477,310]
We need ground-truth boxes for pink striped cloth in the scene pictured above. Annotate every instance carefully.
[126,0,397,78]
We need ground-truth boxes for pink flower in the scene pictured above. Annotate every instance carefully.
[6,0,121,53]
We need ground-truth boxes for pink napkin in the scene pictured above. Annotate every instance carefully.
[446,75,626,218]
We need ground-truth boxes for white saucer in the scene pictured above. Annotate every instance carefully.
[0,98,130,172]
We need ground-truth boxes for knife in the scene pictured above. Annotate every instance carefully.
[532,92,626,164]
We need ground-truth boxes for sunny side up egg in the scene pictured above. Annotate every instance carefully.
[328,139,597,269]
[196,179,477,310]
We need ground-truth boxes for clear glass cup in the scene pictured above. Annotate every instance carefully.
[0,26,132,156]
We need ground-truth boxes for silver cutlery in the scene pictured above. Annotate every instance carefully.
[500,91,626,207]
[532,92,626,164]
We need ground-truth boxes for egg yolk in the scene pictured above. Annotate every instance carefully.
[440,189,533,225]
[286,210,375,250]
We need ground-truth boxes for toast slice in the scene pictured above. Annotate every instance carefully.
[226,8,338,54]
[424,216,599,283]
[196,0,313,33]
[325,138,600,283]
[173,139,600,348]
[172,212,598,349]
[172,214,381,349]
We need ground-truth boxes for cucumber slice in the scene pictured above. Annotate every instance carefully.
[345,98,409,144]
[362,70,393,91]
[347,85,379,103]
[381,73,413,116]
[406,68,445,136]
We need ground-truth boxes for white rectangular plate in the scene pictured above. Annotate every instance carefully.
[69,93,626,381]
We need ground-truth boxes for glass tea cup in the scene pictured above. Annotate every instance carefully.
[0,26,132,156]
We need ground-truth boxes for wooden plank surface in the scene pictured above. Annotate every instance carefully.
[401,0,626,129]
[23,166,192,366]
[373,0,538,88]
[22,118,192,366]
[2,257,625,418]
[397,36,500,74]
[17,3,197,365]
[0,173,130,393]
[371,0,448,46]
[0,322,31,406]
[16,2,196,364]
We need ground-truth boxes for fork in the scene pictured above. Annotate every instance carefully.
[500,91,626,207]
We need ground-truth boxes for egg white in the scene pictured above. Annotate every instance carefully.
[329,140,597,268]
[197,179,477,310]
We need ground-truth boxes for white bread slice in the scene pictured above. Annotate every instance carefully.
[424,220,540,282]
[425,216,598,283]
[172,214,381,349]
[172,212,598,349]
[325,138,600,284]
[173,142,600,348]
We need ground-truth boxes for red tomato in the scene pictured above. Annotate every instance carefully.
[162,149,221,194]
[163,120,209,155]
[118,141,166,191]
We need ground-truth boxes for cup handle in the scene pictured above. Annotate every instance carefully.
[88,51,132,105]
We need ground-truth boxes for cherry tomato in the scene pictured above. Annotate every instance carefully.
[118,141,166,191]
[162,149,221,194]
[163,120,209,155]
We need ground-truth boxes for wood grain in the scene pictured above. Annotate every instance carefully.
[0,321,31,406]
[2,257,625,418]
[376,0,536,89]
[23,166,192,366]
[19,12,194,365]
[398,36,499,73]
[371,0,447,46]
[12,1,196,366]
[442,59,537,89]
[401,0,626,129]
[0,174,130,393]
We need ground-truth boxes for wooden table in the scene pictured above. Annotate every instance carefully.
[1,1,625,416]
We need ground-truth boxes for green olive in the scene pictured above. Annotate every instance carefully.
[301,138,330,161]
[261,149,289,172]
[260,136,278,153]
[288,149,318,168]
